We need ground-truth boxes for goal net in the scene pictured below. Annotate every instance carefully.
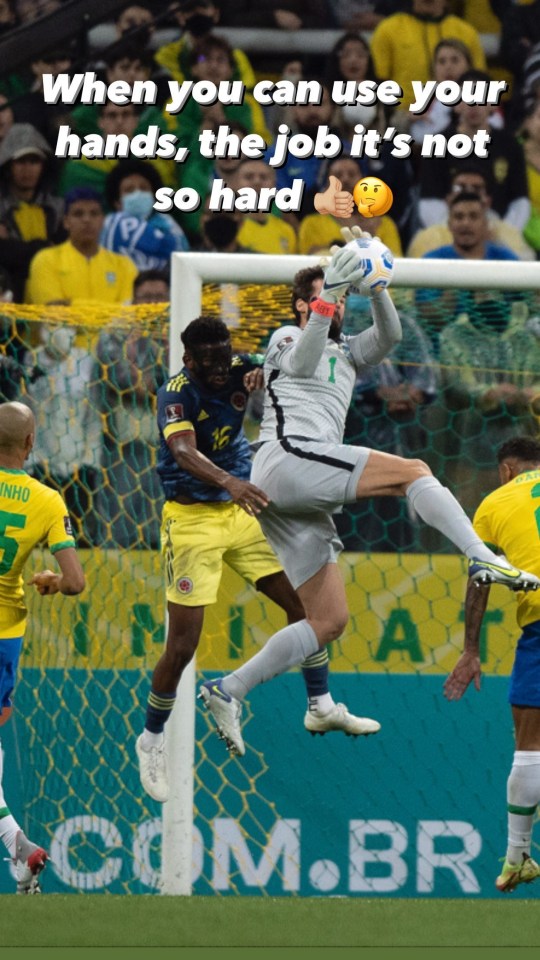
[1,252,539,897]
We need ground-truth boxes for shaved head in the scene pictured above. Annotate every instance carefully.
[0,402,35,453]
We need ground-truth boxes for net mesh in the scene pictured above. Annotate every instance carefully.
[1,276,539,896]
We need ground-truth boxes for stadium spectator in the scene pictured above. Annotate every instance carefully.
[197,205,246,253]
[94,299,167,550]
[500,0,540,90]
[27,186,138,306]
[136,315,376,800]
[155,0,256,89]
[132,268,170,304]
[418,69,531,231]
[219,0,332,29]
[12,46,75,147]
[370,0,486,114]
[408,165,536,260]
[0,400,85,893]
[176,120,248,243]
[444,435,540,895]
[59,102,142,201]
[196,243,540,757]
[229,159,298,254]
[0,123,64,301]
[322,31,377,89]
[521,101,540,256]
[0,267,28,400]
[337,102,417,242]
[416,192,521,350]
[101,160,189,271]
[163,35,270,152]
[114,2,156,41]
[274,81,338,217]
[0,94,14,145]
[15,0,61,21]
[437,292,540,512]
[23,322,104,546]
[0,0,16,31]
[409,38,473,143]
[327,0,383,31]
[299,156,402,255]
[69,42,160,140]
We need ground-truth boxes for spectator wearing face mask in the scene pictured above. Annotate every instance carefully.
[101,160,189,271]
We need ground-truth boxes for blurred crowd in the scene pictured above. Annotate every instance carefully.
[0,0,539,552]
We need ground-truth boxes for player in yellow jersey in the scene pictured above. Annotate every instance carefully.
[445,436,540,893]
[0,402,85,893]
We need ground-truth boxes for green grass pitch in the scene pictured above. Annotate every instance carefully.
[1,896,539,948]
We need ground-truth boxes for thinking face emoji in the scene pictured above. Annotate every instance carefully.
[353,177,393,218]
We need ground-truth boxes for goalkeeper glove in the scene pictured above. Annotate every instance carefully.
[321,244,370,303]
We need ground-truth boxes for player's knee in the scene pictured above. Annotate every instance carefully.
[310,608,349,643]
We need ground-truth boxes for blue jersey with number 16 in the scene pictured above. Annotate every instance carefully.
[157,354,260,502]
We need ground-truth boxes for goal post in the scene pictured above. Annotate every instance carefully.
[164,251,540,896]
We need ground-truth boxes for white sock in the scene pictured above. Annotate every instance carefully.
[223,620,319,700]
[406,476,511,565]
[506,750,540,863]
[0,813,19,858]
[0,741,19,857]
[140,730,164,751]
[308,693,334,715]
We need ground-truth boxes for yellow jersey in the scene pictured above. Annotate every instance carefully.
[27,241,138,306]
[473,469,540,628]
[0,468,75,638]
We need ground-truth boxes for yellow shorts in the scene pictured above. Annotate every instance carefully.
[161,500,283,607]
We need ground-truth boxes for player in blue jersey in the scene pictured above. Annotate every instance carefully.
[445,437,540,893]
[136,316,379,802]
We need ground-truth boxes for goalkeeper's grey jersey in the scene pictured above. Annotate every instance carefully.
[257,294,402,444]
[258,325,363,445]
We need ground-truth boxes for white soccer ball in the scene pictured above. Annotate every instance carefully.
[345,235,394,295]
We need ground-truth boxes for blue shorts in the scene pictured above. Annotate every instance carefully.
[0,637,23,723]
[509,621,540,707]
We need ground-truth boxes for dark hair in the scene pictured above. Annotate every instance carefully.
[432,38,473,69]
[497,437,540,465]
[450,162,494,193]
[103,40,154,71]
[324,32,377,86]
[189,34,234,70]
[64,186,103,212]
[448,190,486,210]
[105,159,163,208]
[457,68,493,86]
[181,316,230,349]
[134,268,170,293]
[291,266,324,323]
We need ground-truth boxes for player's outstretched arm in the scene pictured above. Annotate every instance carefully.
[29,547,85,596]
[443,579,489,700]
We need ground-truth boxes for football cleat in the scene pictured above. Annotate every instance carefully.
[136,734,169,803]
[495,853,540,892]
[468,558,540,592]
[305,702,381,737]
[14,831,49,894]
[199,679,245,756]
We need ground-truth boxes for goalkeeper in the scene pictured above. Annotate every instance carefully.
[136,315,380,804]
[199,231,540,755]
[0,401,85,893]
